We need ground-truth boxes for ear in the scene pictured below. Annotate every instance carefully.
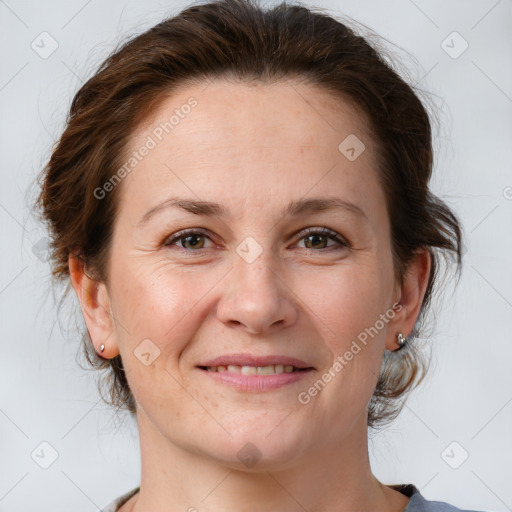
[385,248,431,351]
[68,254,120,358]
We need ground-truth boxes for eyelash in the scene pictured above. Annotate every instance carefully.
[162,227,350,253]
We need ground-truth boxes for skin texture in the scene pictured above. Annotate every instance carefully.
[69,78,430,511]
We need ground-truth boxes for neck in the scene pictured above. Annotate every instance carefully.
[123,409,409,512]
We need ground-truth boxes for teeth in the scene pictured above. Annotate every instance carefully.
[205,364,300,375]
[257,365,274,375]
[241,366,257,375]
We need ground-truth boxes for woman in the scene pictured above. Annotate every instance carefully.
[35,0,485,510]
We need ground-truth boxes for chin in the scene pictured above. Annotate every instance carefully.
[211,440,311,473]
[201,412,315,472]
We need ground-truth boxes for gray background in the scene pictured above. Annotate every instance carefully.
[0,0,511,511]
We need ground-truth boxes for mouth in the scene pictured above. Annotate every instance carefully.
[198,364,311,375]
[196,354,315,392]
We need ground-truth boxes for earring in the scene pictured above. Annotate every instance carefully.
[397,333,407,349]
[99,344,105,353]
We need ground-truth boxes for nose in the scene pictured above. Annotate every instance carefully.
[215,251,298,335]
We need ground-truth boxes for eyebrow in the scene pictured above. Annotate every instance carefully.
[136,196,368,228]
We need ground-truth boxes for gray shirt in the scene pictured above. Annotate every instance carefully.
[100,484,488,511]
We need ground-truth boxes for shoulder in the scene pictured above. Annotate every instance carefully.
[391,483,490,512]
[99,487,139,512]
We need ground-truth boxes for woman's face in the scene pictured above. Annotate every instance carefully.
[99,78,407,468]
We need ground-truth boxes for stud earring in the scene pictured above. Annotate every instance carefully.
[100,344,105,353]
[397,333,407,349]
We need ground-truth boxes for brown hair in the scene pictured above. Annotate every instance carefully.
[34,0,462,428]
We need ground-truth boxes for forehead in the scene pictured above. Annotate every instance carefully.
[138,77,373,151]
[117,78,384,224]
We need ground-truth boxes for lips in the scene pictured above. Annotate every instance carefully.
[197,354,315,391]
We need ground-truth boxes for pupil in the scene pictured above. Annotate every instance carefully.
[306,234,325,249]
[185,235,203,249]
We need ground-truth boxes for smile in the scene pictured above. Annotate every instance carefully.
[197,364,314,392]
[199,364,306,375]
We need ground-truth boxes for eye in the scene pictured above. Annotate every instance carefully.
[163,227,349,252]
[163,229,215,250]
[294,227,349,251]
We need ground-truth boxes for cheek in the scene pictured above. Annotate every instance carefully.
[303,263,391,353]
[299,262,394,415]
[109,256,225,357]
[107,259,214,412]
